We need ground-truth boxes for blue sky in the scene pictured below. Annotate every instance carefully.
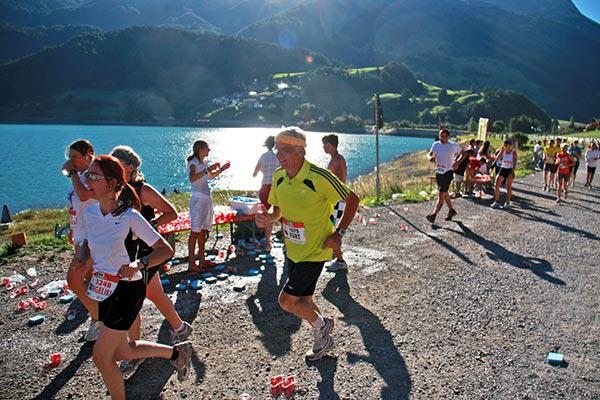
[572,0,600,23]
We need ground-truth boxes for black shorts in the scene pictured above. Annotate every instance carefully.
[558,172,570,181]
[544,163,557,173]
[143,265,161,284]
[435,170,454,193]
[588,166,596,174]
[99,279,146,331]
[572,162,579,174]
[499,168,513,179]
[283,259,325,297]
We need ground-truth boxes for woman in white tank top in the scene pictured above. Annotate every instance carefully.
[491,140,518,209]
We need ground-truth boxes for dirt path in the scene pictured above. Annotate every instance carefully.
[1,171,599,399]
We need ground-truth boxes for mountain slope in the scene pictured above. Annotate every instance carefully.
[238,0,600,120]
[0,22,100,64]
[0,26,334,121]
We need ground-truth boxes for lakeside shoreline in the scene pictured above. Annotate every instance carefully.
[0,119,439,137]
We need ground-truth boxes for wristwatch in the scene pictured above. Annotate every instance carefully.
[139,256,150,269]
[335,227,347,237]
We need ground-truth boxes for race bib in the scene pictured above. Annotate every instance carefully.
[501,160,512,168]
[559,163,566,169]
[68,208,77,229]
[87,271,119,301]
[281,218,306,245]
[435,163,447,174]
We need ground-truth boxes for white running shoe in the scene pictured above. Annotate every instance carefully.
[84,319,103,342]
[306,317,335,361]
[170,341,193,382]
[325,259,348,272]
[490,202,500,209]
[170,321,193,345]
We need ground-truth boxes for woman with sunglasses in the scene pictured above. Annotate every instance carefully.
[62,139,104,341]
[110,146,193,379]
[70,155,192,399]
[186,140,230,272]
[110,146,192,378]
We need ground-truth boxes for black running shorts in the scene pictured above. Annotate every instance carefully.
[435,170,454,193]
[499,168,513,179]
[99,279,146,331]
[544,163,557,173]
[283,259,325,297]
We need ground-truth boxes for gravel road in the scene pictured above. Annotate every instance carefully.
[0,170,598,399]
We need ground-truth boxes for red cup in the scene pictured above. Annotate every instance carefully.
[270,375,285,397]
[47,353,61,368]
[282,376,296,399]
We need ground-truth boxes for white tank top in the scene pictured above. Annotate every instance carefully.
[500,151,514,169]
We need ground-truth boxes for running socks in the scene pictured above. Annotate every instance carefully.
[311,315,325,329]
[174,323,186,333]
[170,348,180,361]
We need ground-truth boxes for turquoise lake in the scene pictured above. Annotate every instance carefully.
[0,124,434,212]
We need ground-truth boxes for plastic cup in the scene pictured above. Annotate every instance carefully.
[47,353,61,368]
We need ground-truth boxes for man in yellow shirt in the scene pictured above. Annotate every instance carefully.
[256,127,359,361]
[543,139,560,191]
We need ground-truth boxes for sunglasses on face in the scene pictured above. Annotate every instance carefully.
[84,171,105,182]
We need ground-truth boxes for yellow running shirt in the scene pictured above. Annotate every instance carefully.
[268,160,350,263]
[544,145,560,163]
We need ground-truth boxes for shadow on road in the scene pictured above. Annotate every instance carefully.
[323,271,412,400]
[448,222,566,286]
[246,260,301,357]
[386,205,474,266]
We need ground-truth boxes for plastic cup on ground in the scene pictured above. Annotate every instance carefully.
[270,375,285,397]
[282,376,296,399]
[47,353,61,368]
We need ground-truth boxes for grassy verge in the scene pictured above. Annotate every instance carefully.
[350,134,538,206]
[564,130,600,139]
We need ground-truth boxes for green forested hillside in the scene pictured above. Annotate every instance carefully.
[205,64,550,129]
[0,22,99,64]
[0,26,333,121]
[238,0,600,121]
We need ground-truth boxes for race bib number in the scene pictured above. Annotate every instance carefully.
[281,218,306,245]
[501,160,512,168]
[559,163,565,169]
[435,163,447,174]
[87,271,119,301]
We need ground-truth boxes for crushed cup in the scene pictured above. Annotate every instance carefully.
[270,375,285,397]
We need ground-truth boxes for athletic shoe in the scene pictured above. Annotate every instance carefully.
[84,319,103,342]
[490,202,500,209]
[426,214,436,224]
[503,202,510,210]
[307,317,335,361]
[445,209,457,221]
[170,322,193,344]
[120,358,146,380]
[543,185,548,191]
[311,317,334,352]
[170,341,193,382]
[306,335,335,361]
[556,197,561,203]
[564,192,568,199]
[325,259,348,272]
